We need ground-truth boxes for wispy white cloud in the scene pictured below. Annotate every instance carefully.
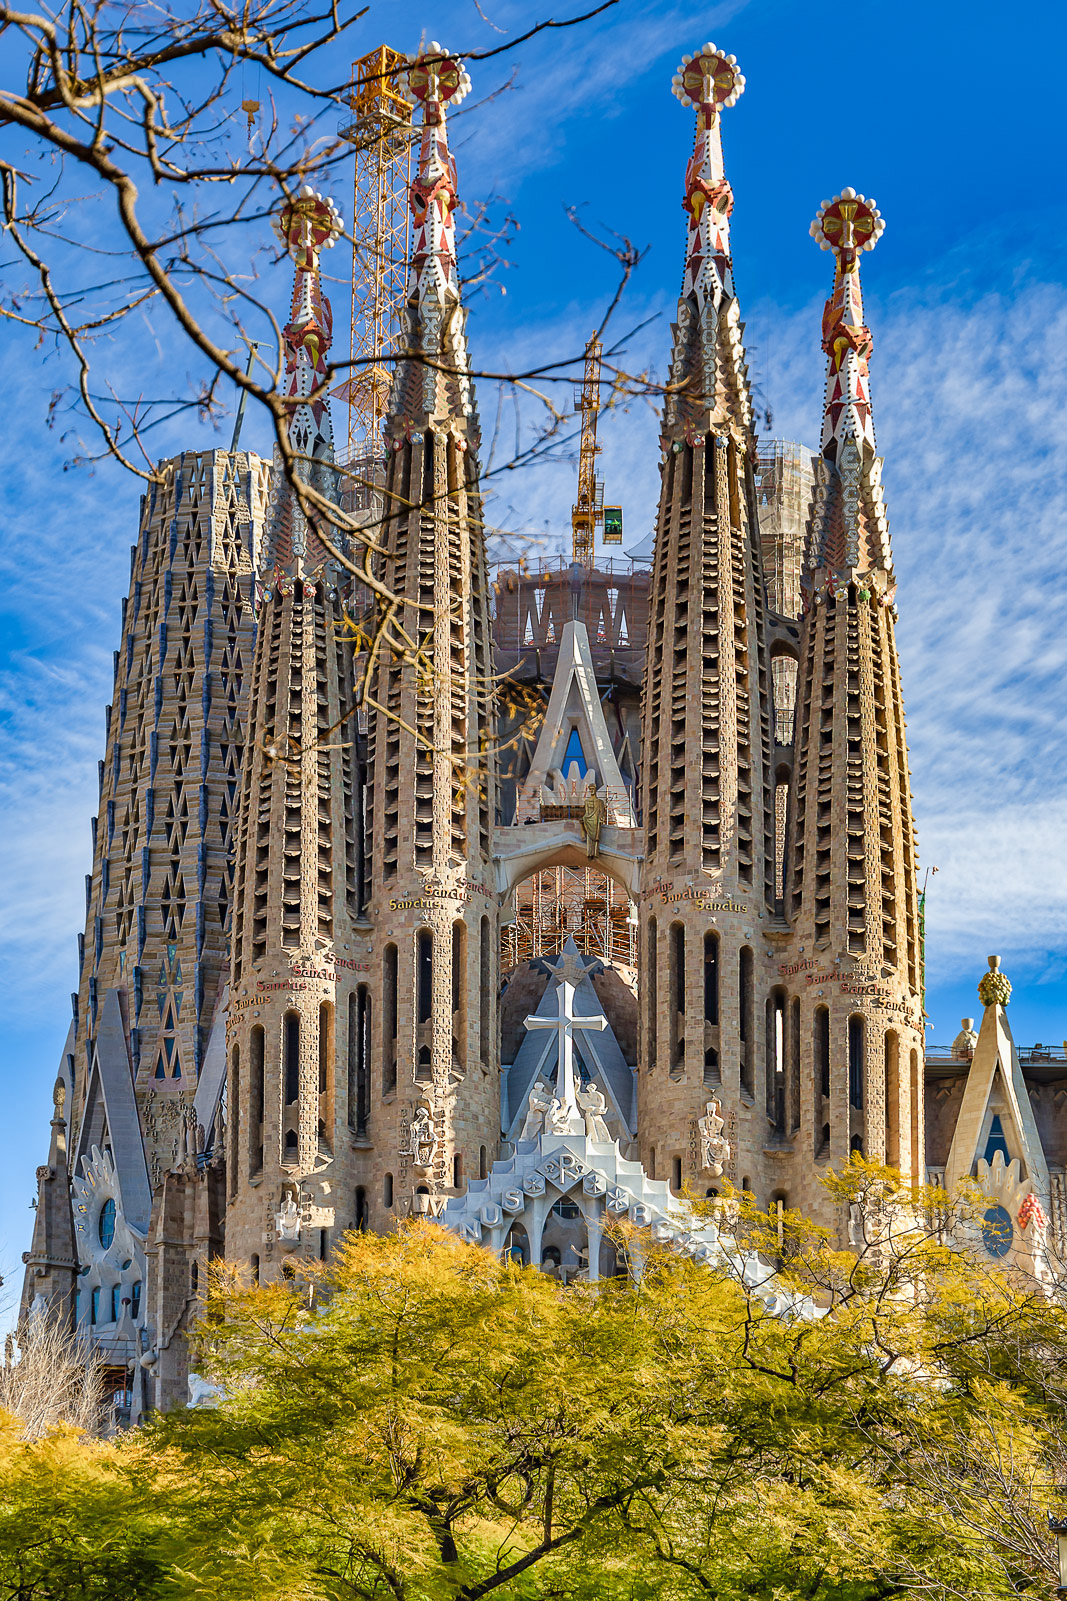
[756,272,1067,977]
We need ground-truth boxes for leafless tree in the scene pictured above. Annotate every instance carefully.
[0,0,661,790]
[0,1316,103,1439]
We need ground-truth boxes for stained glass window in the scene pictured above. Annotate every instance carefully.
[982,1203,1013,1258]
[561,728,587,777]
[983,1114,1010,1165]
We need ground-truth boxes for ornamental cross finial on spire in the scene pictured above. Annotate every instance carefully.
[806,189,893,577]
[664,44,752,443]
[811,189,884,463]
[393,43,476,426]
[671,44,744,308]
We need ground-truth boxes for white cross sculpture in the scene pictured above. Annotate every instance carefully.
[524,981,607,1116]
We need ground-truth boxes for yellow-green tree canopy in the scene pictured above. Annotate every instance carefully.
[3,1170,1067,1600]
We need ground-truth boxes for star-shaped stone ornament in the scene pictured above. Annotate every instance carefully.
[549,950,589,989]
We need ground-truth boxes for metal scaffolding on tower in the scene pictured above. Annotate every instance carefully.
[335,46,414,503]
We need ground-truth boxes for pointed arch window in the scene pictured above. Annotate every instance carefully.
[416,929,433,1026]
[848,1017,865,1110]
[249,1026,264,1176]
[561,728,587,777]
[984,1114,1010,1166]
[284,1013,300,1106]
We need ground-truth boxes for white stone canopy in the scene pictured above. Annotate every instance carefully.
[435,1130,810,1316]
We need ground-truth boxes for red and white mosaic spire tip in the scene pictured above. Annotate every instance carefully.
[671,44,744,311]
[402,44,475,422]
[811,189,885,464]
[273,185,344,464]
[664,44,752,442]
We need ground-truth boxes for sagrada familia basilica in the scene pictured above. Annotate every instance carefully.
[20,43,1067,1419]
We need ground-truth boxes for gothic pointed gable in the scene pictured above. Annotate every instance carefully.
[514,620,636,824]
[192,984,228,1156]
[74,988,152,1237]
[944,959,1049,1205]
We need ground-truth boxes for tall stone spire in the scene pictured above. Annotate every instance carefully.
[364,45,498,1223]
[226,186,368,1276]
[638,46,776,1191]
[782,193,923,1210]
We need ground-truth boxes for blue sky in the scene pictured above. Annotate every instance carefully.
[2,0,1066,1280]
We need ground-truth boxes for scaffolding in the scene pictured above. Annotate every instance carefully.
[755,440,816,622]
[336,46,414,494]
[754,439,818,902]
[503,866,638,973]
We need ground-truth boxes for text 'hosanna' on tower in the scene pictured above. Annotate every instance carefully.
[24,36,1064,1430]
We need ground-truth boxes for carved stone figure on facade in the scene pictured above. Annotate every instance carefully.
[406,1105,439,1171]
[274,1190,300,1243]
[545,1096,574,1135]
[576,1080,612,1142]
[581,780,607,858]
[698,1096,730,1176]
[519,1080,556,1141]
[847,1201,865,1248]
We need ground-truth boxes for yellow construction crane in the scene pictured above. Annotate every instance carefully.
[571,335,623,565]
[571,335,603,567]
[335,46,414,465]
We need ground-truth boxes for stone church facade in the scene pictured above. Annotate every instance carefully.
[22,42,1062,1419]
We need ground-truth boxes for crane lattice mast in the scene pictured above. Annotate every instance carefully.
[336,46,414,473]
[571,335,604,566]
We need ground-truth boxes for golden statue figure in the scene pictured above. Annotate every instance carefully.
[581,780,607,858]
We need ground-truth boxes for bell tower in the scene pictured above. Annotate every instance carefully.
[226,185,367,1274]
[783,190,924,1217]
[363,46,499,1221]
[637,45,776,1192]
